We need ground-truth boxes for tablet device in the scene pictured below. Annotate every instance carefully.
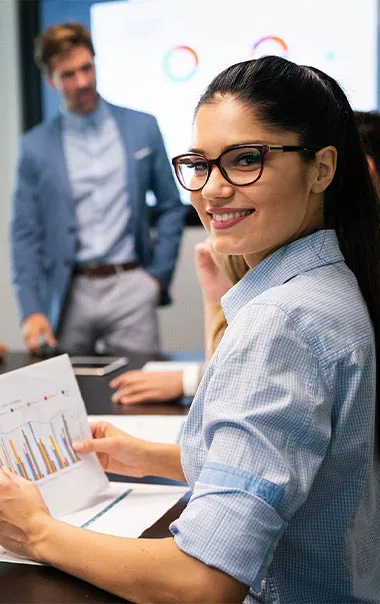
[70,356,129,376]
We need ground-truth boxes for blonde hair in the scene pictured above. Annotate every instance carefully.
[208,255,249,355]
[34,22,95,73]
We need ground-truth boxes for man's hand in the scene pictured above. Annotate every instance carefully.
[0,344,7,360]
[110,370,183,404]
[0,468,51,559]
[146,273,163,294]
[22,313,57,353]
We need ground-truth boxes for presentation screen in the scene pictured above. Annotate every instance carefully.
[91,0,378,202]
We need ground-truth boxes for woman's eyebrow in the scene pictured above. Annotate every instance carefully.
[189,141,268,155]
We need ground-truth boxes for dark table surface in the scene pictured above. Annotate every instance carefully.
[0,351,190,603]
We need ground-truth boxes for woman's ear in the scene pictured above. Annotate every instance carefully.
[311,146,337,194]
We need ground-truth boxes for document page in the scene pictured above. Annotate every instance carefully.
[0,482,188,566]
[0,356,189,566]
[0,355,108,517]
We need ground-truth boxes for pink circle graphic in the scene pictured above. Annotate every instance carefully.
[251,36,288,57]
[163,45,199,82]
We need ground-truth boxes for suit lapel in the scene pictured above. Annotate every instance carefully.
[47,116,75,219]
[109,104,139,217]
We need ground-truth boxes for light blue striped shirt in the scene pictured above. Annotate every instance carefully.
[62,98,136,265]
[170,230,380,603]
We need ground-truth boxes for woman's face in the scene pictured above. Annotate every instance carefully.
[190,97,325,268]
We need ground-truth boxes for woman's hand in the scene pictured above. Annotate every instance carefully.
[0,468,51,559]
[195,240,234,304]
[110,370,184,404]
[73,421,154,477]
[73,422,184,482]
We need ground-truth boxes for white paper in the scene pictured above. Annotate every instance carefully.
[0,482,188,566]
[0,355,108,517]
[0,357,189,566]
[142,361,201,373]
[88,414,186,444]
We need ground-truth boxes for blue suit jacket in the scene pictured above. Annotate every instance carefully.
[10,103,186,331]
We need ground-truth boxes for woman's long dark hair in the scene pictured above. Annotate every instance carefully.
[197,56,380,452]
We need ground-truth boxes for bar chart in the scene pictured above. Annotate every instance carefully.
[0,355,108,516]
[0,413,80,481]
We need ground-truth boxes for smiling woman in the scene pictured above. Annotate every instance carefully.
[1,55,380,604]
[187,99,332,264]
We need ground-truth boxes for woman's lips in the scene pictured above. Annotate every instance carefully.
[207,209,255,230]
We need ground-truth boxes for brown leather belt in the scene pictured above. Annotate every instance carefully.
[73,262,139,278]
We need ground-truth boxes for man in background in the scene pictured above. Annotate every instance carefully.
[11,22,185,356]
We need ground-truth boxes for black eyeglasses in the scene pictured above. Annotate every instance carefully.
[172,144,319,192]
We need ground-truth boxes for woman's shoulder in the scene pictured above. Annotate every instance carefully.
[231,261,373,364]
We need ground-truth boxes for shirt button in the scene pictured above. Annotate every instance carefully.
[68,227,77,234]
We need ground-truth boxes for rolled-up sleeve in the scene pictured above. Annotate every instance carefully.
[170,303,332,590]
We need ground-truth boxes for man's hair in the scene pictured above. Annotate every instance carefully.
[34,22,95,73]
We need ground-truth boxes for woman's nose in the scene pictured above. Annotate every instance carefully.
[201,165,234,200]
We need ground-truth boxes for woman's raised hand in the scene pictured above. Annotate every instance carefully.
[195,240,234,304]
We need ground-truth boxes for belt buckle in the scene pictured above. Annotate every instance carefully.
[114,264,123,275]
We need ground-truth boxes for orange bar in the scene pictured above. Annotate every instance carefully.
[61,428,79,463]
[9,439,28,479]
[23,445,41,480]
[1,444,16,473]
[49,435,65,469]
[38,441,54,474]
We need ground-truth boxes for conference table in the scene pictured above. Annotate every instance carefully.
[0,351,190,603]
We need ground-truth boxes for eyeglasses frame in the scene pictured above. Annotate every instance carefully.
[172,144,320,192]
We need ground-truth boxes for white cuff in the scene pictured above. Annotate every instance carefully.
[182,363,203,397]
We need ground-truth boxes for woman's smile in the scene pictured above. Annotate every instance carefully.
[206,208,255,230]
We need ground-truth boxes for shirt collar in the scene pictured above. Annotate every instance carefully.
[222,229,344,324]
[61,96,108,132]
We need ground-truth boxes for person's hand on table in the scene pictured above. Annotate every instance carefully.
[0,344,7,360]
[195,240,234,304]
[110,370,184,404]
[0,467,51,559]
[22,313,57,353]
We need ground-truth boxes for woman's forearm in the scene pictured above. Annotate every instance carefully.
[33,519,247,603]
[145,443,186,482]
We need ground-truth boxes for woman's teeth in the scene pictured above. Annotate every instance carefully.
[212,210,253,222]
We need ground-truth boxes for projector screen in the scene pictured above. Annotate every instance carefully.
[92,0,378,200]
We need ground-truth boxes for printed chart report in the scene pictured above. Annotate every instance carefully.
[0,355,108,518]
[0,356,189,566]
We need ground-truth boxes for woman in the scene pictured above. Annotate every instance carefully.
[0,56,379,603]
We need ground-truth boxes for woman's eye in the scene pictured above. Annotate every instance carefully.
[184,161,207,172]
[234,152,261,167]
